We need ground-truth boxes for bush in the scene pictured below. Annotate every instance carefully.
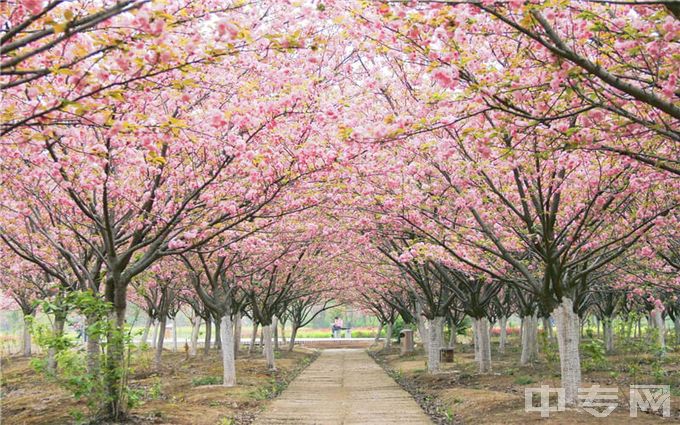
[191,376,222,386]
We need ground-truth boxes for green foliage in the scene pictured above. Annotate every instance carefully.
[30,290,140,420]
[538,331,558,368]
[582,339,607,371]
[191,376,222,386]
[514,375,535,385]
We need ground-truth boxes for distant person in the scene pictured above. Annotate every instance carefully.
[332,316,343,338]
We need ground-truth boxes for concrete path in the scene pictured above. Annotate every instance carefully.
[254,349,433,425]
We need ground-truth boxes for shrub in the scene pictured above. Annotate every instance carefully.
[191,376,221,386]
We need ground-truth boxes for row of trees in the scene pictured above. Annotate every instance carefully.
[1,0,677,418]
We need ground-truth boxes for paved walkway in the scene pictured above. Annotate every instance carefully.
[255,349,432,425]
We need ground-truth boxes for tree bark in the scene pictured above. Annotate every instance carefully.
[273,316,279,351]
[22,313,33,357]
[47,314,66,374]
[140,316,153,349]
[220,315,236,386]
[151,320,159,349]
[417,315,430,353]
[233,311,242,358]
[280,318,286,344]
[214,317,222,350]
[427,316,444,374]
[653,308,666,351]
[384,322,393,349]
[520,314,538,365]
[498,316,507,354]
[189,317,200,357]
[448,321,457,349]
[288,323,299,351]
[85,313,101,375]
[375,323,383,344]
[172,316,178,353]
[542,317,552,340]
[475,317,492,373]
[674,316,680,346]
[554,297,582,407]
[603,318,614,353]
[263,324,276,371]
[154,316,167,369]
[204,317,212,356]
[248,322,258,355]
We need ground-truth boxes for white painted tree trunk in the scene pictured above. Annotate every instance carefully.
[375,323,383,344]
[85,313,100,375]
[384,322,393,349]
[22,313,32,357]
[220,315,236,387]
[520,314,538,365]
[674,316,680,346]
[427,316,444,374]
[653,308,666,351]
[603,318,614,353]
[498,316,507,354]
[189,318,201,357]
[172,316,178,352]
[151,320,159,349]
[263,324,276,371]
[554,297,582,407]
[417,317,430,353]
[475,318,492,373]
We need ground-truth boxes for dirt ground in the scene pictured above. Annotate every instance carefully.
[372,338,680,424]
[1,347,317,425]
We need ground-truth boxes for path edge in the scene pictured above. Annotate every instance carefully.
[367,349,456,425]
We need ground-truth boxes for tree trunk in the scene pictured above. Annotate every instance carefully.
[384,322,393,349]
[417,315,430,353]
[596,317,601,338]
[214,318,222,350]
[475,317,492,373]
[542,317,552,341]
[47,314,66,374]
[154,316,167,369]
[280,318,287,344]
[498,316,507,354]
[273,316,279,351]
[427,316,444,374]
[248,322,258,355]
[288,323,299,351]
[172,316,178,353]
[263,324,276,371]
[520,314,538,365]
[189,317,200,357]
[220,315,236,386]
[140,316,153,349]
[151,320,159,349]
[653,308,666,351]
[22,313,33,357]
[204,317,212,356]
[233,311,242,359]
[85,313,101,375]
[448,321,457,349]
[674,316,680,346]
[473,319,480,362]
[603,318,614,353]
[375,323,383,344]
[554,297,582,407]
[104,281,130,420]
